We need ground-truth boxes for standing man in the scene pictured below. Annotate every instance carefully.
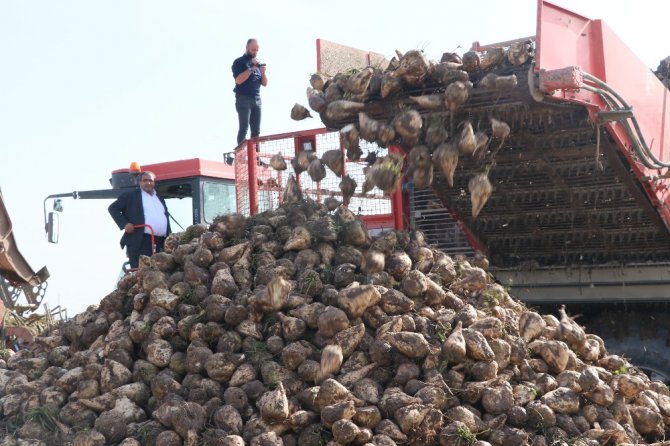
[232,38,268,144]
[108,171,171,268]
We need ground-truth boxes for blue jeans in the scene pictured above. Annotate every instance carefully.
[236,94,262,144]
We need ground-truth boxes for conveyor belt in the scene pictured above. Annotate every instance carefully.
[433,69,670,266]
[323,63,670,267]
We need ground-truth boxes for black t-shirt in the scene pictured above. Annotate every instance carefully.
[232,53,262,98]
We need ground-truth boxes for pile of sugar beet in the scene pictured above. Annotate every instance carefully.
[3,184,670,446]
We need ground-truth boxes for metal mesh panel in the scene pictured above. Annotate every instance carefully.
[346,140,392,218]
[234,146,250,217]
[234,130,394,230]
[409,183,475,257]
[255,135,296,213]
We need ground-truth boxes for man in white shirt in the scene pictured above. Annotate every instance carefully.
[108,171,171,268]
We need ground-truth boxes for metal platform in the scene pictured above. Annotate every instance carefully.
[494,263,670,304]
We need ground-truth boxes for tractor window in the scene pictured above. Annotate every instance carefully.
[156,182,194,227]
[165,196,193,228]
[203,181,236,223]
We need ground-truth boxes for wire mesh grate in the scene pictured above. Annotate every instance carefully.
[234,130,394,231]
[234,147,251,217]
[409,184,475,257]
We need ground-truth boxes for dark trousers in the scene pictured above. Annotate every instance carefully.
[128,234,165,268]
[236,94,262,144]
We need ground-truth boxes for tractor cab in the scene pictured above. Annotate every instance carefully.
[45,158,237,243]
[110,158,237,228]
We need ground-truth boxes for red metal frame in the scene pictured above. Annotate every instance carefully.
[237,130,396,230]
[536,0,670,231]
[247,141,259,215]
[134,224,156,254]
[113,158,235,182]
[253,128,329,144]
[388,146,407,231]
[363,214,395,230]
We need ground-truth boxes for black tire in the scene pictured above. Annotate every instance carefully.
[586,308,670,383]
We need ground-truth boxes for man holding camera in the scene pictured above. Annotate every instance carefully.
[232,38,268,144]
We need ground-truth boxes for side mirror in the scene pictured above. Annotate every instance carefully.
[47,212,60,244]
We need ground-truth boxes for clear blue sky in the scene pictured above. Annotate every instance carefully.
[1,0,667,316]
